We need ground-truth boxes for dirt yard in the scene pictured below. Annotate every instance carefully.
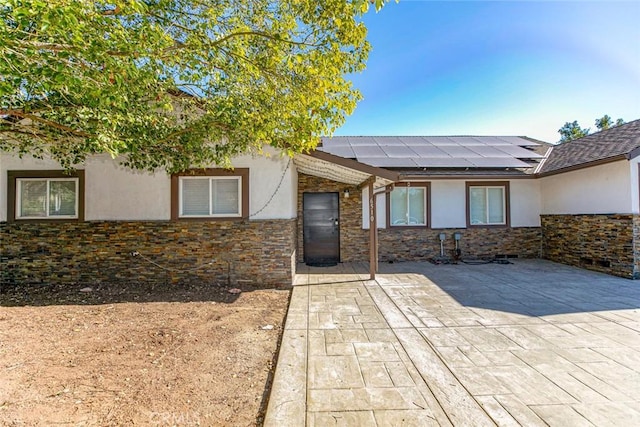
[0,281,290,426]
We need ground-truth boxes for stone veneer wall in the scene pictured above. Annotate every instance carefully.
[0,219,297,288]
[634,216,640,277]
[378,227,542,262]
[541,214,638,279]
[297,173,368,263]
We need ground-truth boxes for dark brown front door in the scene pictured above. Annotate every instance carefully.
[303,192,340,266]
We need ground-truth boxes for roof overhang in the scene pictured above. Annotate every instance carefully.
[626,141,640,160]
[398,172,534,180]
[294,150,399,187]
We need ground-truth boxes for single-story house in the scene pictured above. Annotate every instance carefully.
[537,118,640,278]
[1,119,639,287]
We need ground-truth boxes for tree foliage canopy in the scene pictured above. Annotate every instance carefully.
[1,0,386,172]
[594,114,624,131]
[558,121,590,143]
[558,115,625,142]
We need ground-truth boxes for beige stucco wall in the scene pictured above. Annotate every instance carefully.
[0,149,296,221]
[510,179,542,227]
[430,180,467,228]
[540,160,633,215]
[361,186,386,229]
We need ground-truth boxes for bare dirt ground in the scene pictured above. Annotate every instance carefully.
[0,281,290,426]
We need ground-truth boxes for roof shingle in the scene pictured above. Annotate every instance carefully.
[539,119,640,175]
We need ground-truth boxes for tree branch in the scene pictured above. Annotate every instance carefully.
[4,111,91,138]
[210,30,321,49]
[101,6,121,16]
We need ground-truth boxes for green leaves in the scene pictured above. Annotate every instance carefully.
[558,115,626,142]
[558,121,590,143]
[594,114,625,131]
[1,0,386,172]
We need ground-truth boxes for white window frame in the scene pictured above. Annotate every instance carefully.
[389,183,428,227]
[16,177,79,220]
[468,185,506,226]
[178,176,242,218]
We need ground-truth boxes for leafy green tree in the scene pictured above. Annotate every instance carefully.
[558,121,590,142]
[559,115,625,142]
[595,114,625,131]
[0,0,387,172]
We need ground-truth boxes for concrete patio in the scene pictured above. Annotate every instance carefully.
[264,259,640,426]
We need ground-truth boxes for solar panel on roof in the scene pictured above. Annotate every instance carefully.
[493,145,543,158]
[468,145,511,158]
[319,146,356,158]
[352,145,387,158]
[439,145,481,158]
[372,136,405,146]
[358,157,419,167]
[414,158,475,167]
[454,137,485,146]
[319,137,351,147]
[318,135,543,169]
[468,157,532,168]
[420,136,457,146]
[393,137,423,146]
[446,137,486,145]
[408,145,450,157]
[473,136,506,145]
[380,145,417,157]
[497,136,539,146]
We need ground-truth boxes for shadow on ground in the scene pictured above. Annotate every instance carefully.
[0,280,271,306]
[300,259,640,317]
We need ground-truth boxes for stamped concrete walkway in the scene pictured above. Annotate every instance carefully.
[264,260,640,426]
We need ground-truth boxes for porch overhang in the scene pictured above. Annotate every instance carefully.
[294,150,399,281]
[294,150,399,187]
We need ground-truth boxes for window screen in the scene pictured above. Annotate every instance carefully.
[469,186,505,225]
[390,185,426,226]
[17,178,78,219]
[180,176,241,217]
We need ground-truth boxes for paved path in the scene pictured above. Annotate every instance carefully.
[264,260,640,426]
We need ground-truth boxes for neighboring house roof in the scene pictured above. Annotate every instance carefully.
[538,119,640,175]
[317,136,545,169]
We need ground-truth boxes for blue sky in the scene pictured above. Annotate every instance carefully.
[336,1,640,143]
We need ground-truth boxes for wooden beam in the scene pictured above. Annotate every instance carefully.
[368,178,377,280]
[309,150,400,182]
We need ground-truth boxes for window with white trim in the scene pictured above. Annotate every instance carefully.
[179,176,241,217]
[468,185,506,225]
[389,183,427,226]
[16,177,79,219]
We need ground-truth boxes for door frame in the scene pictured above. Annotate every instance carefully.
[302,191,340,265]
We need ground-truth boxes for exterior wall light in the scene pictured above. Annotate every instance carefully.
[343,189,350,198]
